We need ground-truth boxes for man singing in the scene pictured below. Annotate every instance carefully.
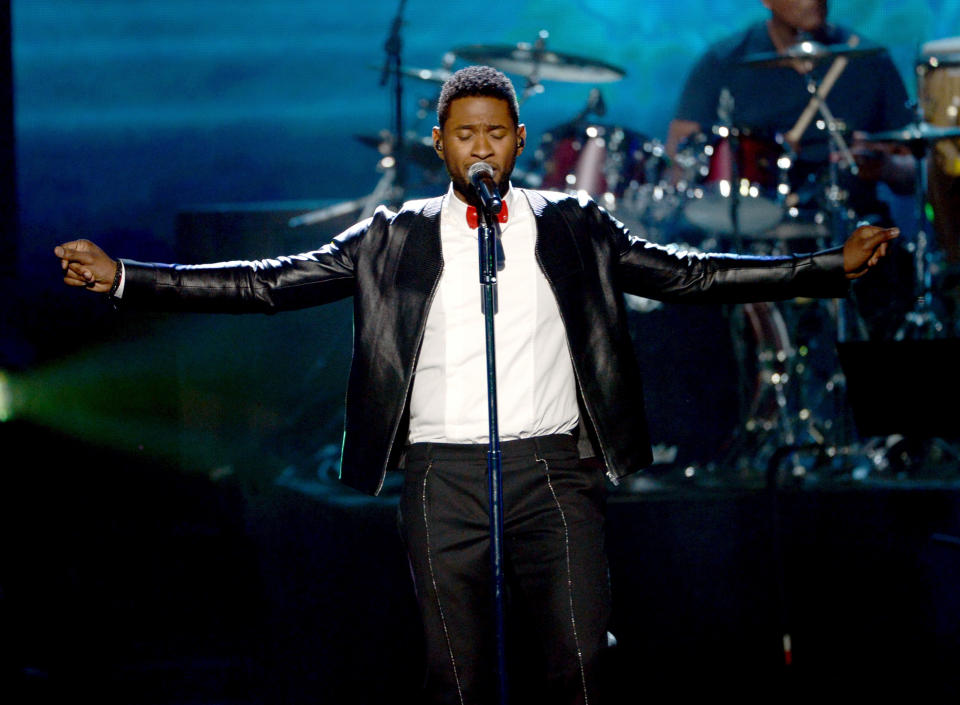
[56,65,897,704]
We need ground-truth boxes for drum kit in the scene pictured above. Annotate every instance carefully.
[295,26,960,484]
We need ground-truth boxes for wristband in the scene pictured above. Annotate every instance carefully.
[107,261,122,297]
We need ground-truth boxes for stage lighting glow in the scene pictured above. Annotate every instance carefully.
[0,370,11,421]
[5,313,343,480]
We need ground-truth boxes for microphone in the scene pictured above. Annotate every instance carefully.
[467,162,502,214]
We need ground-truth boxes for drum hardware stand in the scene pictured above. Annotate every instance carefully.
[783,183,865,479]
[713,190,861,482]
[711,75,859,478]
[774,65,875,478]
[727,129,745,254]
[711,302,798,481]
[513,30,551,104]
[710,88,748,253]
[560,86,607,137]
[718,289,861,483]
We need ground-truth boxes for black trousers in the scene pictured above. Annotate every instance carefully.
[398,435,611,705]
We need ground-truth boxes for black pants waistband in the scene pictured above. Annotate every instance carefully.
[406,433,575,463]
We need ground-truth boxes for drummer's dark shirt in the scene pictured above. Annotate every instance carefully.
[674,21,914,223]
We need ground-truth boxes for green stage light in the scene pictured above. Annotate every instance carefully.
[0,370,11,422]
[7,311,350,481]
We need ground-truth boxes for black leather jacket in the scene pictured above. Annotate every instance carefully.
[120,189,848,495]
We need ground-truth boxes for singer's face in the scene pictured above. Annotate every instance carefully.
[433,96,526,204]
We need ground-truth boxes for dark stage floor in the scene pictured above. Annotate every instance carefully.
[4,420,959,704]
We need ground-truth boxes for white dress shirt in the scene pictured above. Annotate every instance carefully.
[407,184,579,444]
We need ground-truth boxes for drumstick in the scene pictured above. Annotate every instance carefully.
[785,35,860,148]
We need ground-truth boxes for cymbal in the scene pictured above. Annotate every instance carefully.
[451,43,625,83]
[740,41,882,68]
[919,37,960,68]
[400,66,453,84]
[368,64,451,84]
[918,52,960,69]
[860,122,960,144]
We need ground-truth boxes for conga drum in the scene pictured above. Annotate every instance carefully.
[919,37,960,263]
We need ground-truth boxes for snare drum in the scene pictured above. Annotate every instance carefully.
[679,126,790,236]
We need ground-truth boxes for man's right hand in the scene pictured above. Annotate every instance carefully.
[54,239,118,294]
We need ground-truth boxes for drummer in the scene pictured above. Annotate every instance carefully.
[665,0,915,226]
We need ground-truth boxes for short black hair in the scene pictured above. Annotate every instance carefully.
[436,65,520,128]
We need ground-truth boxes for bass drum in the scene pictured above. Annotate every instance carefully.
[625,297,790,476]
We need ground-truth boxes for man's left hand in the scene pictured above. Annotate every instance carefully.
[843,225,899,279]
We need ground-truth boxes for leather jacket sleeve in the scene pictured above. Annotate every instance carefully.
[567,194,850,303]
[618,237,849,303]
[117,209,381,313]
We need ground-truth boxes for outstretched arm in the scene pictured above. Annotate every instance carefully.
[54,239,119,294]
[842,225,899,280]
[55,231,362,314]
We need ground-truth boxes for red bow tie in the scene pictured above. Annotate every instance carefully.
[466,201,509,229]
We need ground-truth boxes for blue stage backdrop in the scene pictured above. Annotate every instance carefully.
[14,0,957,266]
[8,0,960,478]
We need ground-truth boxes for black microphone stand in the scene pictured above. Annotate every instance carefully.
[477,200,508,705]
